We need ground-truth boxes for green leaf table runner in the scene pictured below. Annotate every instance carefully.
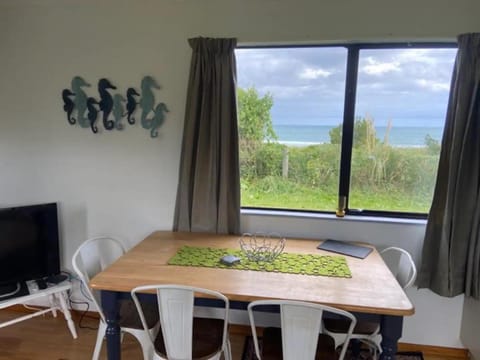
[168,246,351,278]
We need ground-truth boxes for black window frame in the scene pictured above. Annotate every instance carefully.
[237,41,458,220]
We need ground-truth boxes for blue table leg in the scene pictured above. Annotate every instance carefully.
[380,315,403,360]
[101,290,121,360]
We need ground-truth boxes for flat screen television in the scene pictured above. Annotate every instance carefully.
[0,202,61,298]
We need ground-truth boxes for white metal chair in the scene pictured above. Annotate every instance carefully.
[72,236,159,360]
[248,299,356,360]
[380,247,417,289]
[324,246,417,358]
[131,284,232,360]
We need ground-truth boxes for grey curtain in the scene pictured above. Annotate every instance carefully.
[418,33,480,299]
[173,37,240,235]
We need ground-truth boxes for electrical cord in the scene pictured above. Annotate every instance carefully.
[79,281,94,302]
[68,297,98,330]
[62,270,99,330]
[22,303,43,312]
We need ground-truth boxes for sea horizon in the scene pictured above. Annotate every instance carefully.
[273,124,443,147]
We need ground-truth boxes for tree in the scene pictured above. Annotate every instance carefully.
[329,125,342,145]
[424,134,441,155]
[329,115,380,150]
[237,87,277,179]
[354,116,379,151]
[237,87,276,143]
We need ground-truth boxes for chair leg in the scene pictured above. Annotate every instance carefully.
[210,353,222,360]
[223,338,232,360]
[367,338,382,360]
[92,321,107,360]
[356,338,381,360]
[129,330,154,360]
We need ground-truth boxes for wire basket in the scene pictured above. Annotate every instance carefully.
[239,233,286,262]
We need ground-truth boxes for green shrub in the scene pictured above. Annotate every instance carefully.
[255,143,284,178]
[286,144,340,188]
[241,142,440,213]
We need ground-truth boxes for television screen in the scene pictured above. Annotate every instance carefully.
[0,203,61,295]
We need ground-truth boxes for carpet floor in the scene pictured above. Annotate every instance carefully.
[241,336,424,360]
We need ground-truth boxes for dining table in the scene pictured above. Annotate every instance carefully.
[89,230,414,360]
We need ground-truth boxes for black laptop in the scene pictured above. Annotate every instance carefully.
[317,239,373,259]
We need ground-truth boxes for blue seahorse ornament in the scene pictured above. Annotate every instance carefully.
[150,103,169,138]
[126,88,140,125]
[86,97,99,134]
[71,76,90,128]
[98,78,117,130]
[139,76,160,129]
[62,89,76,125]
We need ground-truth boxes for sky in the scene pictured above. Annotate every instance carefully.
[236,46,457,127]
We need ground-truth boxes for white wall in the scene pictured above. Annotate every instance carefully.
[1,0,479,349]
[461,297,480,359]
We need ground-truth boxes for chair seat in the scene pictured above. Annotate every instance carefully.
[119,299,159,329]
[154,318,224,359]
[323,318,379,335]
[262,327,337,360]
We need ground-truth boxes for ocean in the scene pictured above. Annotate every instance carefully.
[273,124,444,147]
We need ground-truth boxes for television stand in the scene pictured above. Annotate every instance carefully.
[0,280,77,339]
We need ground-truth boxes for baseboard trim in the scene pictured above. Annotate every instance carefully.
[230,325,469,359]
[7,304,100,320]
[398,343,469,359]
[5,309,470,359]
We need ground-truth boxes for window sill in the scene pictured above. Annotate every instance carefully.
[241,208,427,226]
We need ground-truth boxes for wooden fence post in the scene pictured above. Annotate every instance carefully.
[282,147,289,178]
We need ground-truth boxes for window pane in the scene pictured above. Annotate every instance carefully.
[350,48,456,213]
[236,47,347,211]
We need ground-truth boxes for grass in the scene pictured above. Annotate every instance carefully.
[241,178,432,213]
[240,142,439,215]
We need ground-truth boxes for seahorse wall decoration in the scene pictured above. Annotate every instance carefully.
[126,88,140,125]
[150,103,169,138]
[112,94,126,130]
[98,78,116,131]
[86,97,99,133]
[70,76,91,128]
[139,75,160,130]
[62,89,76,125]
[61,76,169,138]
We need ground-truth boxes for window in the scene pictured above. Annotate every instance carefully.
[236,44,457,218]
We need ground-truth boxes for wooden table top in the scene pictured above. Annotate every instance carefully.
[90,231,414,316]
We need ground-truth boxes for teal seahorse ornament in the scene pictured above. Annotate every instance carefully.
[112,94,126,130]
[71,76,91,128]
[139,76,160,129]
[150,103,169,138]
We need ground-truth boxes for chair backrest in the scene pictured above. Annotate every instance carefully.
[380,247,417,289]
[248,300,356,360]
[131,284,230,360]
[71,236,127,322]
